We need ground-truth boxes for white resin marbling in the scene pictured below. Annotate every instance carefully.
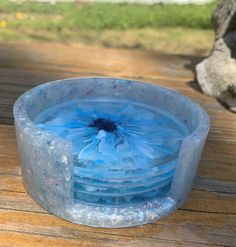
[13,77,210,228]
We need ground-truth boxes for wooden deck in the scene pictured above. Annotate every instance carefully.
[0,42,235,247]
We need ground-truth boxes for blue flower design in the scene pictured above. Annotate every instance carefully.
[36,99,187,205]
[37,100,184,173]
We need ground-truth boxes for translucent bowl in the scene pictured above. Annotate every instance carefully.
[13,77,210,228]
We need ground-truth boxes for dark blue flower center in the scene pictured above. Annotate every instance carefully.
[90,118,117,132]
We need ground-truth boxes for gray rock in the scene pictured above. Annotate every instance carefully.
[213,0,236,40]
[196,0,236,112]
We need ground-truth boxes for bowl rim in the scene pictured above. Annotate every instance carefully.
[13,76,210,144]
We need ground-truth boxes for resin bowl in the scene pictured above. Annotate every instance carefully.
[13,77,210,228]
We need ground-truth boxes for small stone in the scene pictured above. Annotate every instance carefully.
[61,155,68,165]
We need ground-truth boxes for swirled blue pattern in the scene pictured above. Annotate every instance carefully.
[35,98,189,206]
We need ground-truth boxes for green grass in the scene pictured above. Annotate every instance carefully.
[68,1,218,30]
[0,0,219,31]
[0,0,217,55]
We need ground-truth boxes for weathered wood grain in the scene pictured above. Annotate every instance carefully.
[0,42,194,125]
[0,42,235,246]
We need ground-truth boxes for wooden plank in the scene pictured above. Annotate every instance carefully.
[0,42,193,80]
[0,208,235,246]
[0,230,128,247]
[0,229,208,247]
[0,125,21,175]
[194,176,236,194]
[0,174,24,192]
[0,42,194,125]
[0,190,46,213]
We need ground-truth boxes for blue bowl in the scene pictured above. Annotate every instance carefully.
[13,77,209,228]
